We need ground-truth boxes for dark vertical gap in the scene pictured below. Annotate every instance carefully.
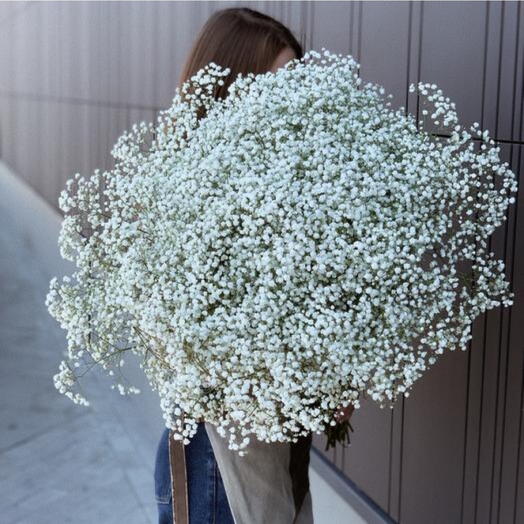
[338,0,346,471]
[390,1,412,516]
[497,3,522,520]
[340,0,354,480]
[461,330,473,521]
[512,9,524,522]
[398,3,423,521]
[458,7,488,510]
[459,0,487,493]
[512,153,524,524]
[493,2,523,522]
[340,431,345,472]
[459,5,485,494]
[496,115,520,516]
[397,398,405,522]
[473,2,492,521]
[387,407,394,514]
[488,3,506,521]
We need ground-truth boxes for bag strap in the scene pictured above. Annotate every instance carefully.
[168,429,189,524]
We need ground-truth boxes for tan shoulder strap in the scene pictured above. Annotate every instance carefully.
[168,429,189,524]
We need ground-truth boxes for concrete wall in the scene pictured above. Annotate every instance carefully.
[1,2,523,522]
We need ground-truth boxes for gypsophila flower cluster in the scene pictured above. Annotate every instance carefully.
[46,49,518,452]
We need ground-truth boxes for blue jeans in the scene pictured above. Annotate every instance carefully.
[154,422,235,524]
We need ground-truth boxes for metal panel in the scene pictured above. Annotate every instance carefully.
[495,1,523,142]
[400,343,469,524]
[125,2,156,108]
[0,15,13,92]
[169,1,204,99]
[360,2,412,144]
[494,142,524,523]
[153,1,181,108]
[342,399,393,516]
[10,1,40,96]
[310,1,352,55]
[514,144,524,524]
[39,99,59,207]
[419,2,487,135]
[279,1,305,47]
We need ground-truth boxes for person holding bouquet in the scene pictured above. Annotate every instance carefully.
[153,8,354,524]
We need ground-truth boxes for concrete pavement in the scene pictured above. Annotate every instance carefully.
[0,161,165,523]
[0,161,363,524]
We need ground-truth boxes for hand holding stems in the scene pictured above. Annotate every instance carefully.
[325,402,356,451]
[334,403,355,423]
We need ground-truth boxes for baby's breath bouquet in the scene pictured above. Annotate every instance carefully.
[46,49,517,452]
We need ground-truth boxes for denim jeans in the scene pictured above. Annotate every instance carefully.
[154,422,235,524]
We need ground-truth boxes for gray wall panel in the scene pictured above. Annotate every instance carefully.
[401,348,469,524]
[342,399,392,515]
[280,0,306,44]
[461,313,485,523]
[496,1,523,142]
[360,1,411,113]
[502,143,524,524]
[487,144,515,524]
[44,2,63,99]
[154,1,180,108]
[420,2,487,134]
[310,1,352,54]
[0,19,12,91]
[481,1,501,137]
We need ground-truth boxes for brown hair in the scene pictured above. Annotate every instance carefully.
[178,7,303,101]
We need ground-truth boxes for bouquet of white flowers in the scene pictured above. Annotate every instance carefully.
[46,49,517,452]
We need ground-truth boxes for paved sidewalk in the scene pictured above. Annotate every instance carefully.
[0,161,364,524]
[0,161,165,524]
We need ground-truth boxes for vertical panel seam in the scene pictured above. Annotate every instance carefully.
[512,5,524,520]
[472,2,492,521]
[488,2,506,520]
[494,2,522,521]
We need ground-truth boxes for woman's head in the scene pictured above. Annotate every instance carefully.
[179,7,303,100]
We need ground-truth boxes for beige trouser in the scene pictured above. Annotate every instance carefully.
[204,422,314,524]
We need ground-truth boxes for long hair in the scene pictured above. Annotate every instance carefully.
[178,7,303,101]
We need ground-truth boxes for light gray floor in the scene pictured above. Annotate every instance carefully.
[0,161,363,524]
[0,161,166,524]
